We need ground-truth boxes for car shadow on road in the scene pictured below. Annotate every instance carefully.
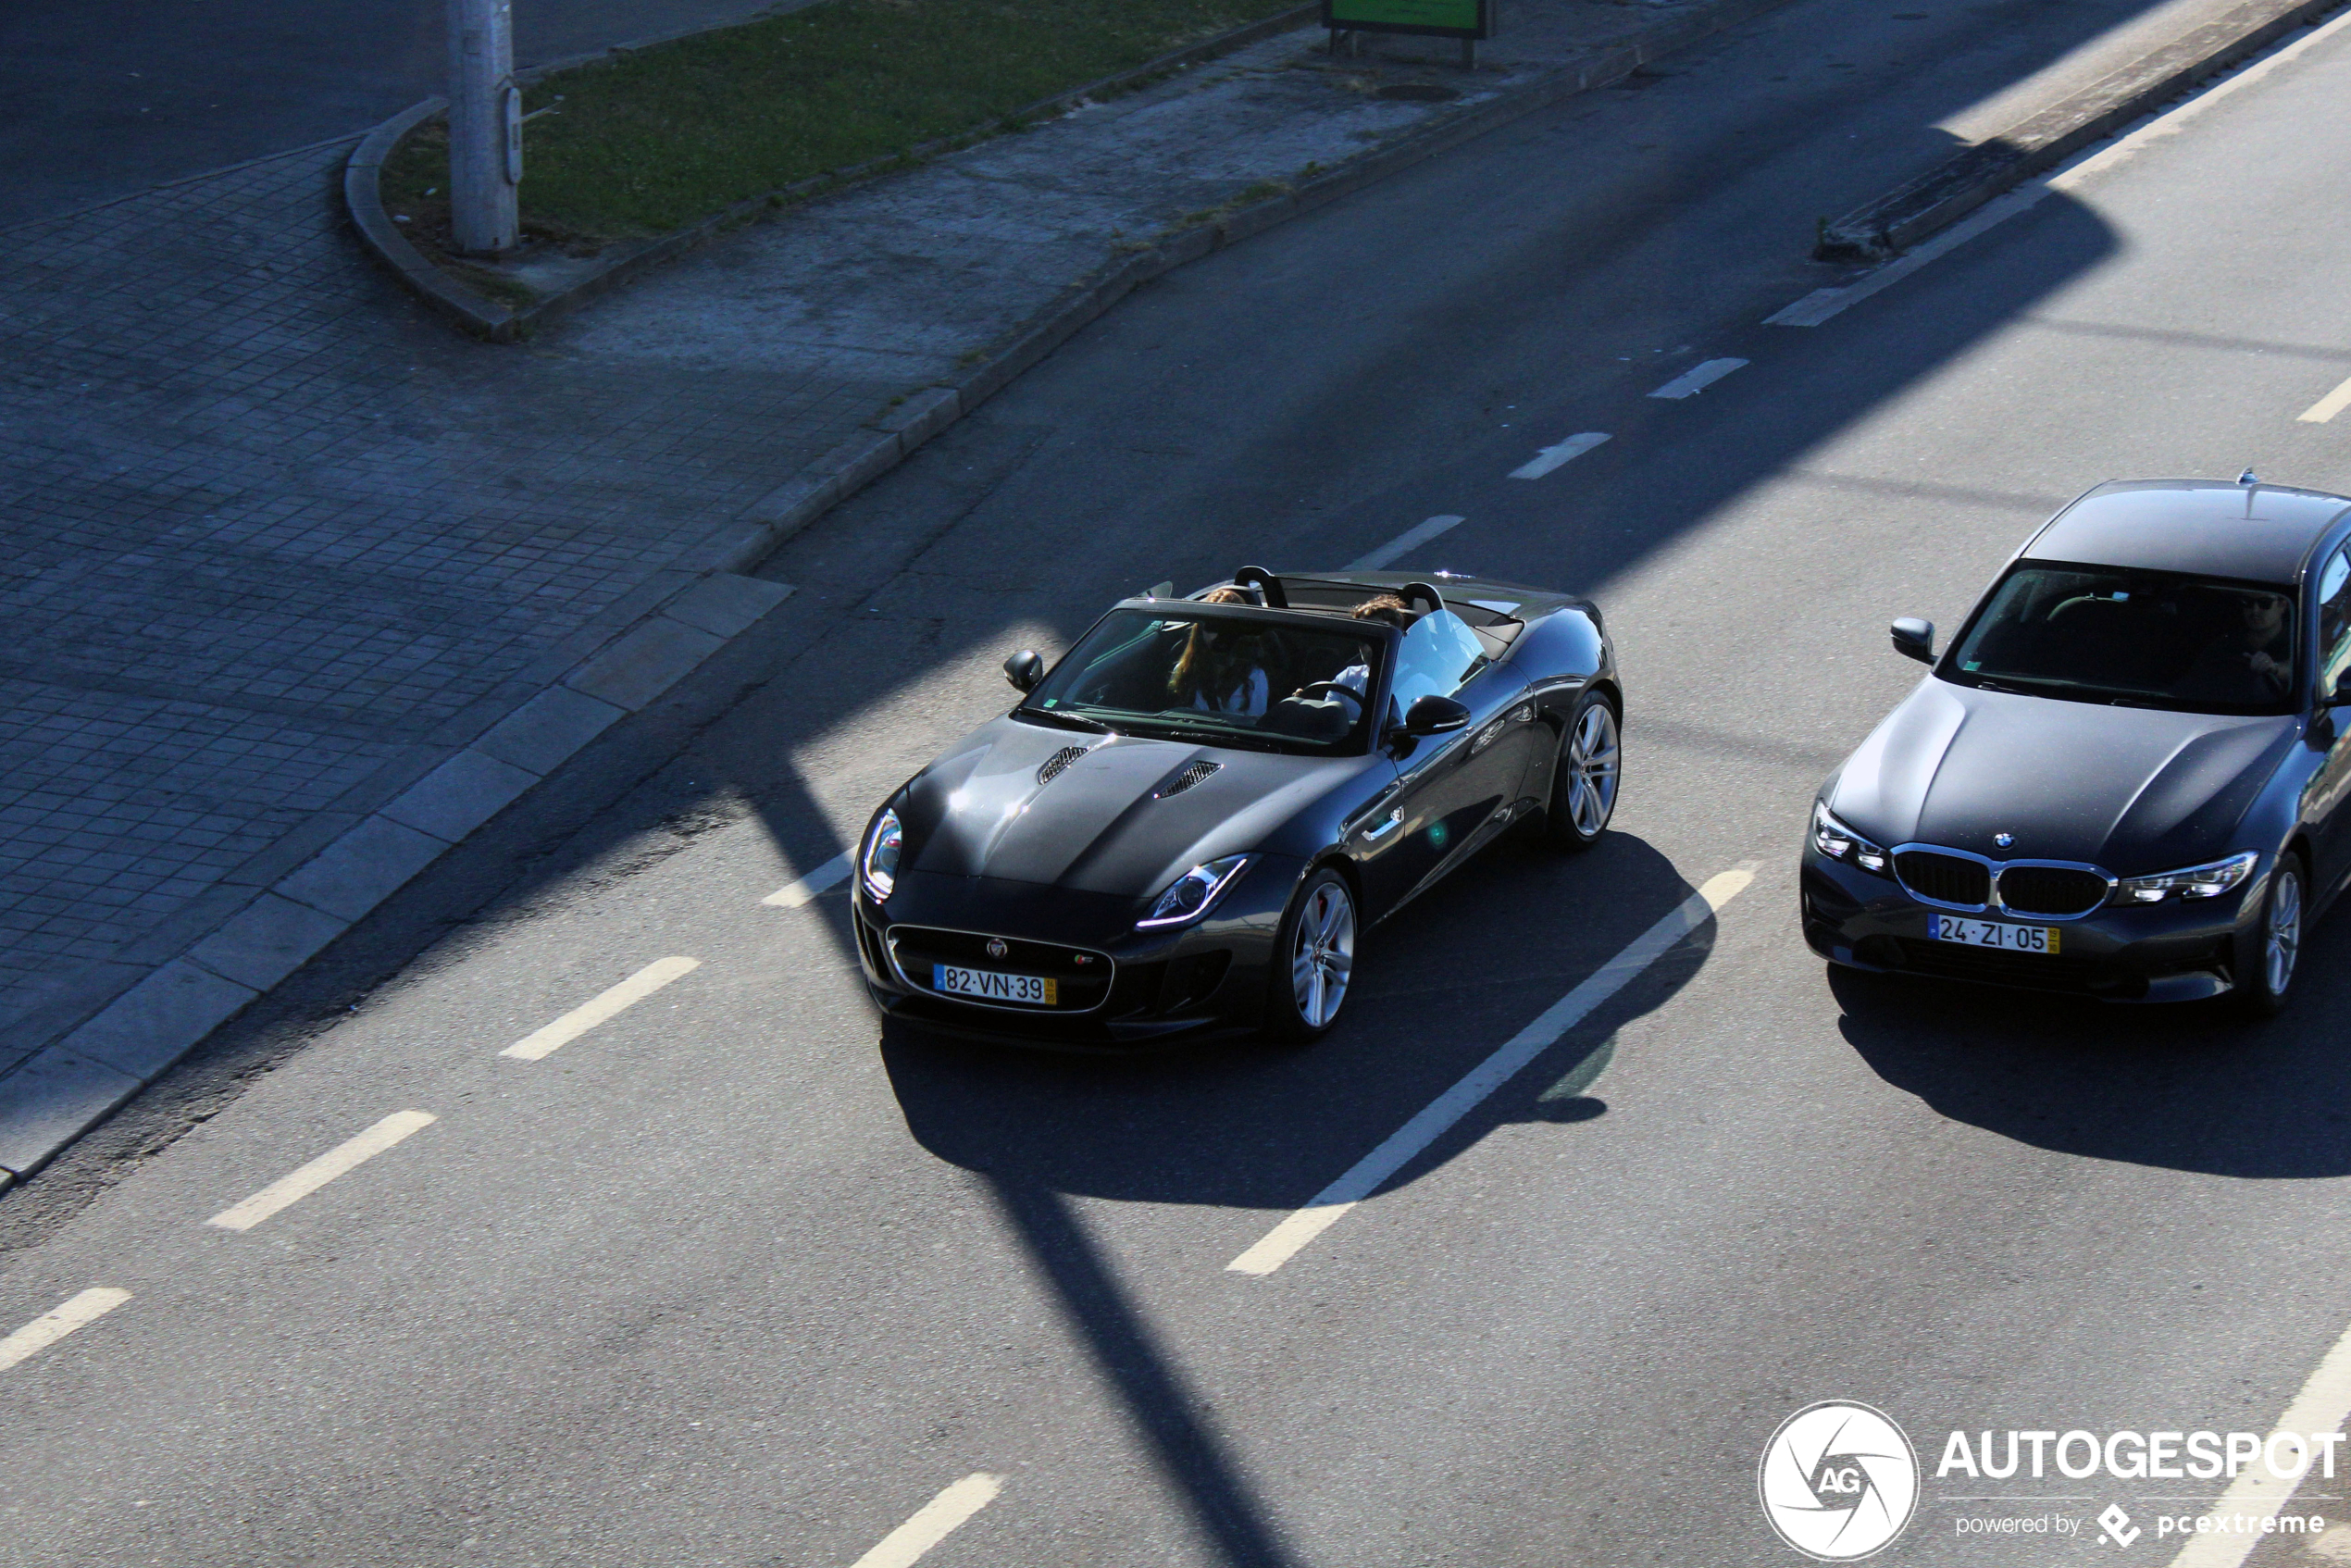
[870,830,1705,1567]
[1832,909,2351,1177]
[877,828,1702,1207]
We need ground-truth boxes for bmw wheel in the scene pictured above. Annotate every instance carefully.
[1542,691,1620,852]
[2239,851,2304,1017]
[1266,867,1356,1042]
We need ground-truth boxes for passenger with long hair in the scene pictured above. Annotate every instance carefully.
[1168,587,1273,716]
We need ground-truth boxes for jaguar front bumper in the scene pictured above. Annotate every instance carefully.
[852,859,1302,1049]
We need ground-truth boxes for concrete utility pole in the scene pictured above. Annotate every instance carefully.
[448,0,520,255]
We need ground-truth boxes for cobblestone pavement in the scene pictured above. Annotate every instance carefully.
[0,145,881,1068]
[0,1,1726,1078]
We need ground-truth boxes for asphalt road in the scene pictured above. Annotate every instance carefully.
[0,0,787,226]
[7,0,2351,1564]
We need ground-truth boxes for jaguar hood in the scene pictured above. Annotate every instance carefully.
[894,717,1361,898]
[1827,678,2296,874]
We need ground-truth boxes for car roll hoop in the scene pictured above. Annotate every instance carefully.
[1233,565,1288,608]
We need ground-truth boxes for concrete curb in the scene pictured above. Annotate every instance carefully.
[1816,0,2348,259]
[345,4,1325,342]
[686,0,1814,576]
[0,570,793,1183]
[2,0,1806,1187]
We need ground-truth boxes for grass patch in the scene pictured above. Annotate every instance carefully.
[383,0,1301,243]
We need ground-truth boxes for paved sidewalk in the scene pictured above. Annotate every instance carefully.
[0,0,1810,1176]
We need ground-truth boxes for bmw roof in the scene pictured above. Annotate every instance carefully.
[2024,479,2351,584]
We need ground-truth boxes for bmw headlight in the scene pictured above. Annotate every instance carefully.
[1138,854,1250,929]
[2115,850,2258,904]
[861,808,903,902]
[1811,800,1890,876]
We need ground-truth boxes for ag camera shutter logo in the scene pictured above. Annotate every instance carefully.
[1760,1401,1920,1560]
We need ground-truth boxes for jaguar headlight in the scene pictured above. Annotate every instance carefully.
[2115,850,2258,904]
[1811,800,1890,876]
[1138,854,1250,929]
[861,808,902,902]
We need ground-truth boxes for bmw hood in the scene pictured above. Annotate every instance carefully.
[1828,679,2296,874]
[894,717,1355,898]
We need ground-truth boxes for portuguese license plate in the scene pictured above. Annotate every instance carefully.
[933,964,1057,1004]
[1927,914,2059,953]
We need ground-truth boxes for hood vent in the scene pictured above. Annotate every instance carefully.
[1153,760,1222,799]
[1037,745,1089,786]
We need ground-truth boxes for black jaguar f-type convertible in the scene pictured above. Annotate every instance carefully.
[851,566,1621,1046]
[1804,476,2351,1014]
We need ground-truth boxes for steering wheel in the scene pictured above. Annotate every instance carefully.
[1293,680,1363,704]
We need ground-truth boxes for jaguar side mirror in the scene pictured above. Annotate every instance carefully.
[1402,694,1471,735]
[1003,649,1046,692]
[1890,617,1935,664]
[2331,669,2351,706]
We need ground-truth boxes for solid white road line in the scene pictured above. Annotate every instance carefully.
[1347,515,1466,570]
[1226,865,1757,1276]
[1768,5,2351,329]
[0,1288,131,1373]
[1648,359,1748,399]
[1509,432,1611,480]
[2165,1316,2351,1568]
[848,1474,1004,1568]
[205,1111,437,1232]
[502,956,701,1060]
[2299,372,2351,425]
[764,852,853,908]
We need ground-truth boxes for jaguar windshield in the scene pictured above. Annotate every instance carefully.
[1944,563,2298,715]
[1019,609,1386,753]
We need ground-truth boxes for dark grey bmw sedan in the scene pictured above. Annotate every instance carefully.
[1803,476,2351,1014]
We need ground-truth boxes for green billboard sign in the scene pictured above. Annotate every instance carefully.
[1324,0,1491,38]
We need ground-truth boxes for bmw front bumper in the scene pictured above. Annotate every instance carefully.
[1799,842,2268,1003]
[852,857,1303,1049]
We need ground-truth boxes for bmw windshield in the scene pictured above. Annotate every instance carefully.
[1017,608,1386,754]
[1943,562,2299,716]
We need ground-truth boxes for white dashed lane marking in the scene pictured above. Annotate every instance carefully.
[2299,372,2351,425]
[849,1474,1004,1568]
[1508,432,1611,480]
[502,956,701,1061]
[764,852,853,908]
[205,1111,437,1232]
[0,1288,131,1373]
[1648,358,1748,399]
[1347,515,1465,570]
[1226,865,1757,1276]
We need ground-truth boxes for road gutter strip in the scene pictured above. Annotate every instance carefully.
[0,571,793,1186]
[1816,0,2351,260]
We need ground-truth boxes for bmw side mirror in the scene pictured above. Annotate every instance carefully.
[1003,650,1046,692]
[1402,694,1471,735]
[2331,670,2351,706]
[1890,617,1935,664]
